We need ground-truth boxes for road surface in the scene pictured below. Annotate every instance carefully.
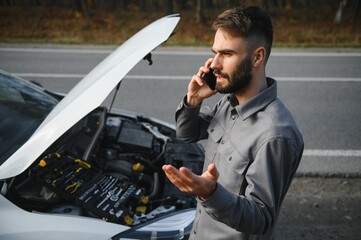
[1,44,360,177]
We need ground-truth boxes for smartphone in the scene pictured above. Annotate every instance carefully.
[202,67,216,90]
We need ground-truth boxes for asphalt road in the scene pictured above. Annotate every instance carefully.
[0,44,361,177]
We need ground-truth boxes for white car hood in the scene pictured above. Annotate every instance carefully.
[0,14,180,180]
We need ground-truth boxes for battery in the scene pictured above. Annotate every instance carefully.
[117,127,154,154]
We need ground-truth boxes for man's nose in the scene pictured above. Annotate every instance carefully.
[210,54,222,70]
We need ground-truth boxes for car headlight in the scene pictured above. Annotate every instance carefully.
[111,209,195,240]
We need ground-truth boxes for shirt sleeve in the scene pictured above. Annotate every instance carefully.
[175,96,214,142]
[199,137,301,234]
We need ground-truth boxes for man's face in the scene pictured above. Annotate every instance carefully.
[214,54,253,94]
[211,29,253,94]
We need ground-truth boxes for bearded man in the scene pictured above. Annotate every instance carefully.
[163,5,304,240]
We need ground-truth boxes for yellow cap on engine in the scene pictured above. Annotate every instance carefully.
[136,206,147,214]
[132,163,144,172]
[140,196,149,204]
[124,215,133,225]
[38,159,47,167]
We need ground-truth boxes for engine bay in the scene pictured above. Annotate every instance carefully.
[4,107,204,226]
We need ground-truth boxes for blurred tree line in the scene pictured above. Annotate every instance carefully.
[0,0,359,23]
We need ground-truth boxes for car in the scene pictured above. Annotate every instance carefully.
[0,14,205,240]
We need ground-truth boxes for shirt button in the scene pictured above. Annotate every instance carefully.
[229,157,232,161]
[221,140,225,144]
[210,129,214,132]
[232,115,236,120]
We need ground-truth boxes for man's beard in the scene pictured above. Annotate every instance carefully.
[214,55,253,94]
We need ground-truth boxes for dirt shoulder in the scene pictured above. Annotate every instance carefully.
[276,177,361,240]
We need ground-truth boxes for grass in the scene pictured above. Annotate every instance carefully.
[0,5,360,48]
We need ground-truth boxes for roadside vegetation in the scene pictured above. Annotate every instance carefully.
[0,0,360,47]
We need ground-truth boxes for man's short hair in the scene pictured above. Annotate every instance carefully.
[212,6,273,62]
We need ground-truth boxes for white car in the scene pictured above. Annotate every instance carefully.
[0,14,204,240]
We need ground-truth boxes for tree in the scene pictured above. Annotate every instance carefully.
[74,0,90,19]
[196,0,206,24]
[166,0,174,14]
[334,0,361,23]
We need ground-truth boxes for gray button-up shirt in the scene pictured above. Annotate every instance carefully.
[175,78,304,240]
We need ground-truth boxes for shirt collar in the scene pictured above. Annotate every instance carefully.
[228,78,277,120]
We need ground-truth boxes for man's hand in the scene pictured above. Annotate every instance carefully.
[162,163,219,200]
[186,58,217,107]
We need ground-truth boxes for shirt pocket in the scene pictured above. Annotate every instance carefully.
[217,142,250,193]
[207,118,224,143]
[204,118,224,164]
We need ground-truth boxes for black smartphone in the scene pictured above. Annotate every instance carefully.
[202,67,216,90]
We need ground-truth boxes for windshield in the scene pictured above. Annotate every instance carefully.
[0,71,58,164]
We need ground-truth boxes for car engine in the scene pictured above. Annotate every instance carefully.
[5,107,204,226]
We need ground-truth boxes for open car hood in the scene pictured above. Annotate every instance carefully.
[0,14,180,180]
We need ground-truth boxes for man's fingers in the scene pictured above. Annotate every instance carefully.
[163,164,219,199]
[192,74,205,87]
[163,165,182,181]
[205,58,214,68]
[206,163,219,181]
[163,165,198,193]
[163,165,190,189]
[179,166,195,179]
[162,164,176,173]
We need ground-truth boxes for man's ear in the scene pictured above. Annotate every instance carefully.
[253,47,266,67]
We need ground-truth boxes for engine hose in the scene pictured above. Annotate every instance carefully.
[105,160,133,177]
[147,172,160,200]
